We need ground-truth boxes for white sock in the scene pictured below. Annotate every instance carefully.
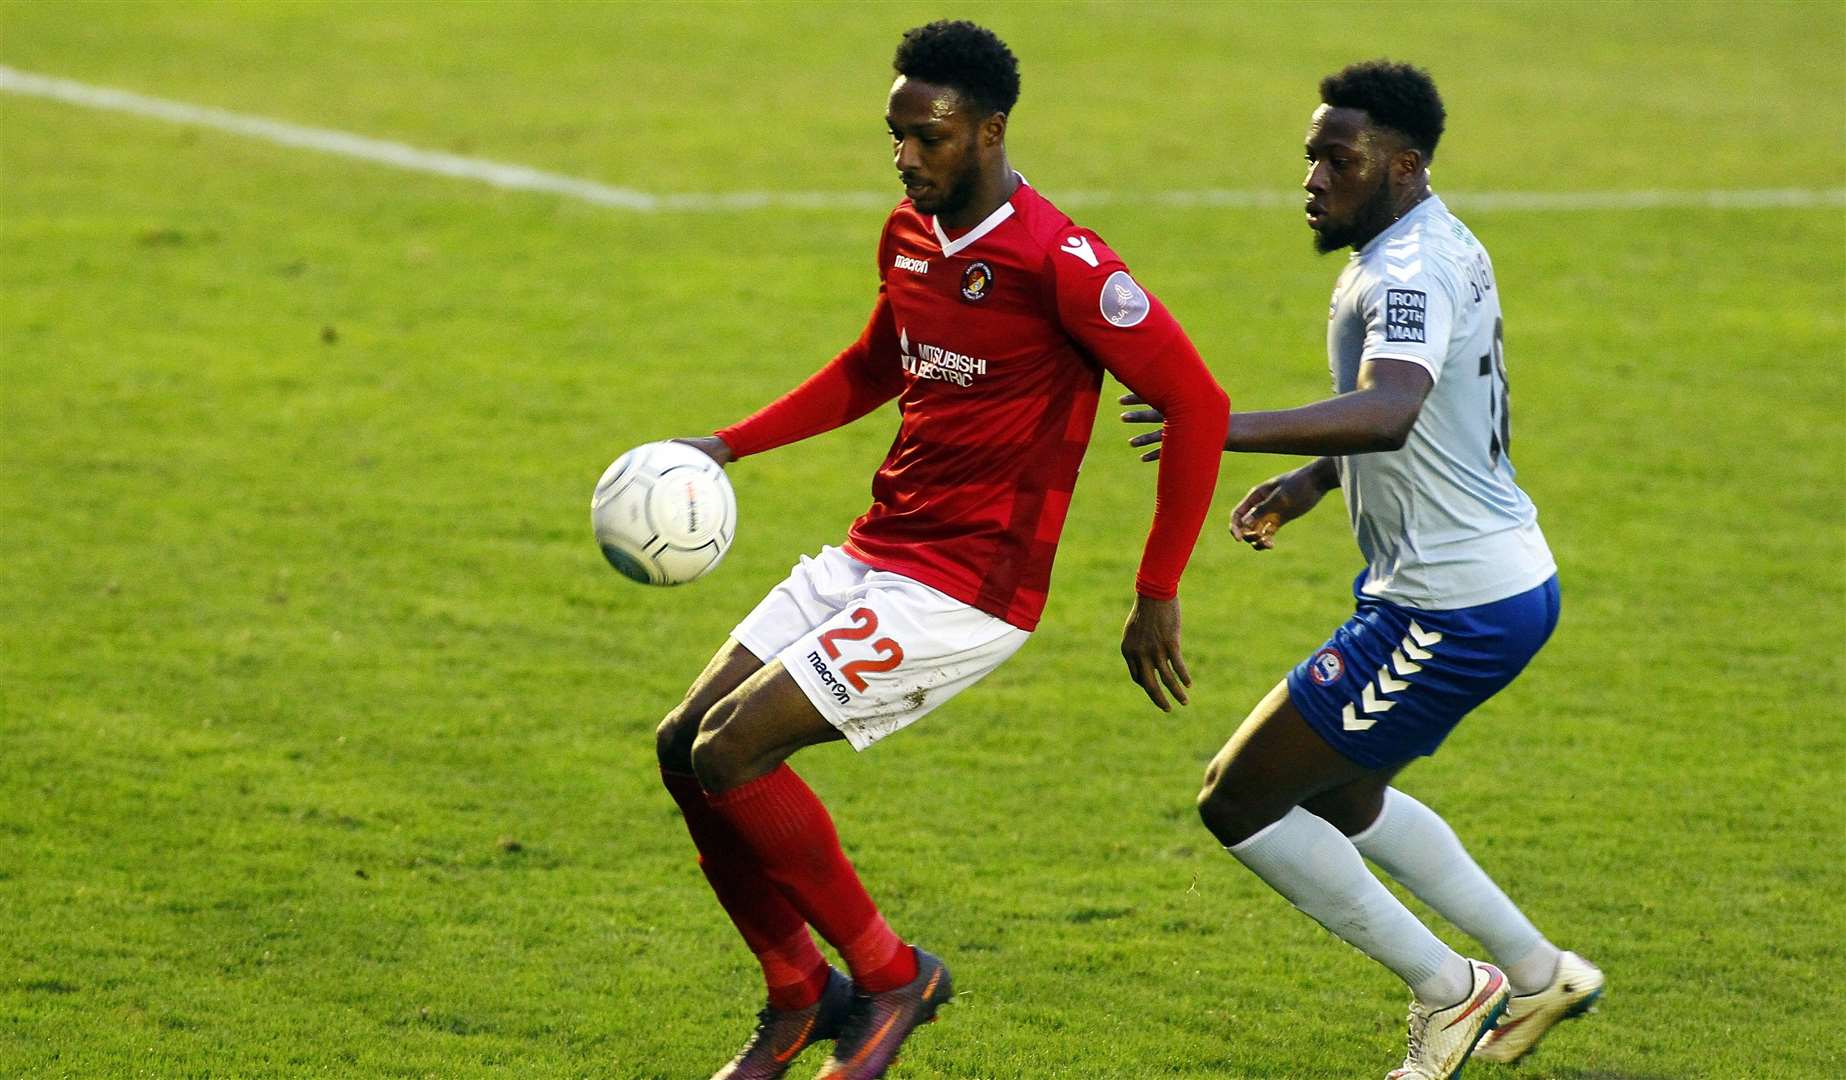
[1229,806,1472,1006]
[1350,788,1561,994]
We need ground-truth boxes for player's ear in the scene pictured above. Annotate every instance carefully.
[981,111,1008,148]
[1393,146,1426,183]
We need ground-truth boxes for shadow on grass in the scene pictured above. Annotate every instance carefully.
[1513,1063,1690,1070]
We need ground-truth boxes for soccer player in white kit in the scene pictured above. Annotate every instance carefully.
[1124,61,1602,1078]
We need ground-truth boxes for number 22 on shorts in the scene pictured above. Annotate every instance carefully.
[816,607,905,692]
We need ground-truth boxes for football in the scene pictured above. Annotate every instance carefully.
[591,441,736,585]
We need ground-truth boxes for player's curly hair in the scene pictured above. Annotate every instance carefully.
[1320,60,1445,160]
[894,20,1021,117]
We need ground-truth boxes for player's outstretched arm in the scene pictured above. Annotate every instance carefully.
[1120,357,1431,459]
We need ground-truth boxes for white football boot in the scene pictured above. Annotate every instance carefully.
[1385,959,1509,1080]
[1471,950,1603,1063]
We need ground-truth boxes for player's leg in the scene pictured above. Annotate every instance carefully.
[1319,779,1604,1067]
[689,661,946,1080]
[1198,686,1510,1080]
[1198,681,1477,1010]
[656,640,851,1080]
[657,638,768,772]
[657,545,888,1075]
[684,677,870,988]
[1196,679,1379,843]
[1240,577,1588,1073]
[689,663,846,792]
[1321,578,1599,1064]
[685,621,935,986]
[696,568,1023,1079]
[690,653,904,989]
[1309,779,1558,993]
[1297,576,1560,995]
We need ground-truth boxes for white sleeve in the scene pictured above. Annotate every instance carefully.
[1358,268,1454,383]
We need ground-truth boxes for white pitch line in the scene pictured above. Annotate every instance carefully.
[5,65,1843,215]
[0,64,663,210]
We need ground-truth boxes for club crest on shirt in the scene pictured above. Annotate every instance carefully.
[960,261,994,302]
[1100,270,1150,327]
[1309,647,1346,685]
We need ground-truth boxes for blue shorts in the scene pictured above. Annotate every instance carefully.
[1286,573,1561,769]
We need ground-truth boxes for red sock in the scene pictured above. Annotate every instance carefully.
[708,765,919,993]
[661,769,829,1008]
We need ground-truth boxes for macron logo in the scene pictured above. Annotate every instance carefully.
[1059,235,1099,268]
[894,254,930,275]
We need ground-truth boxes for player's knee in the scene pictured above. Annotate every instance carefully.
[688,695,749,793]
[1196,776,1234,837]
[655,704,705,774]
[1196,770,1276,847]
[1201,752,1229,792]
[1196,771,1240,830]
[1196,754,1242,827]
[1302,785,1385,838]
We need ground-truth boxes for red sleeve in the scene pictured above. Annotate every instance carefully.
[1050,231,1230,599]
[716,227,906,457]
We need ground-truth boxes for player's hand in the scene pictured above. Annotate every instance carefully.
[673,436,734,467]
[1230,467,1326,550]
[1118,392,1167,462]
[1121,594,1191,712]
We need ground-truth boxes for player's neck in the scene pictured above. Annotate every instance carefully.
[938,163,1020,232]
[1354,186,1432,250]
[1393,185,1433,224]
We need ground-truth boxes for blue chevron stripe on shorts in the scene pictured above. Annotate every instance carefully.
[1286,572,1561,769]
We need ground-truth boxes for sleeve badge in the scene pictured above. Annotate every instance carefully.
[1099,270,1150,327]
[1384,288,1428,343]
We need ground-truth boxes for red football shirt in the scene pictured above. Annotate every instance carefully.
[718,179,1228,631]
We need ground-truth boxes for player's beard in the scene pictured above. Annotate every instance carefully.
[924,158,983,220]
[1315,174,1397,254]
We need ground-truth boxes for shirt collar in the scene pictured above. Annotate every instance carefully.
[1355,191,1445,258]
[931,172,1028,258]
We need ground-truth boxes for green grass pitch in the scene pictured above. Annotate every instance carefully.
[2,2,1841,1076]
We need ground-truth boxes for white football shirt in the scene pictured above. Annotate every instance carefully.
[1326,194,1555,610]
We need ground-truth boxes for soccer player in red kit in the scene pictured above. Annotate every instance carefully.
[653,22,1229,1079]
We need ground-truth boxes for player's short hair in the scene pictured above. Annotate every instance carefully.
[1320,60,1445,160]
[894,20,1021,118]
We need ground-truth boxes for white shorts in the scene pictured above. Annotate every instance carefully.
[732,546,1030,750]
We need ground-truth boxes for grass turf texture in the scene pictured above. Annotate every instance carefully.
[2,1,1842,1076]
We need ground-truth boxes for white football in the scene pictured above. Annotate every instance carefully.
[591,441,736,585]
